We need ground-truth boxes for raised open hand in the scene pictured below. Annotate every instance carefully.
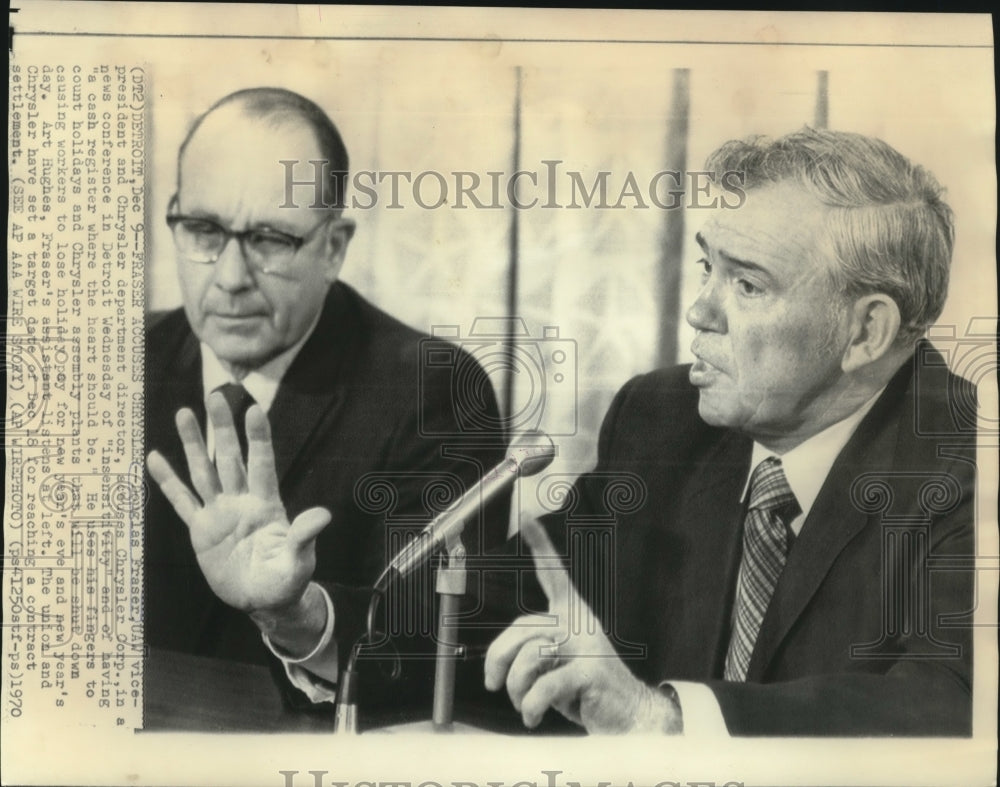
[147,392,331,615]
[484,519,681,734]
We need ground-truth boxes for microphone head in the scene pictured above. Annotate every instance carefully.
[507,431,556,477]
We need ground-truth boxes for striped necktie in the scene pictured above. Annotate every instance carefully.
[724,456,800,681]
[213,382,256,461]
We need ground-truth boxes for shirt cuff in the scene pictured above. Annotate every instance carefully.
[261,583,340,704]
[660,681,730,737]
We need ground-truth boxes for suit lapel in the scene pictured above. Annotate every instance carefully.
[667,429,751,678]
[266,284,354,487]
[747,366,910,679]
[147,321,204,466]
[147,321,218,652]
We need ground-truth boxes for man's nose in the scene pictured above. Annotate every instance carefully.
[685,278,725,333]
[212,236,255,292]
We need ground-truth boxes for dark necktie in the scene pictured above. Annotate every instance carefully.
[213,382,256,461]
[724,457,800,681]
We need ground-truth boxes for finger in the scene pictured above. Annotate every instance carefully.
[288,507,332,554]
[505,636,561,711]
[207,392,247,492]
[520,518,573,605]
[520,663,586,729]
[175,408,221,502]
[147,450,201,526]
[484,614,558,691]
[245,405,280,500]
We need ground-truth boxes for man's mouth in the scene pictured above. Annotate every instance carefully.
[209,306,267,320]
[208,310,268,326]
[689,345,725,384]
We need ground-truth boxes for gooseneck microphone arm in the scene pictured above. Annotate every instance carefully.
[372,431,556,594]
[334,432,556,734]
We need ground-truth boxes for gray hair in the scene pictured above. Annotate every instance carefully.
[706,127,954,344]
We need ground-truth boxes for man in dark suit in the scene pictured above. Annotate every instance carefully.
[145,88,507,715]
[484,128,976,736]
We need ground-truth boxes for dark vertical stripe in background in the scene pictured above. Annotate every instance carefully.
[502,66,523,432]
[656,68,690,369]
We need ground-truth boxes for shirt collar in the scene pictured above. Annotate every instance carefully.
[200,312,321,414]
[741,387,885,534]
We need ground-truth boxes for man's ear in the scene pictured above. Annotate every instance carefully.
[321,217,356,282]
[841,293,902,373]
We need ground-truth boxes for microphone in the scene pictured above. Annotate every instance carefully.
[335,432,555,733]
[373,431,556,593]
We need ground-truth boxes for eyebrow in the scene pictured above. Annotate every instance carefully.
[182,208,304,236]
[694,231,773,278]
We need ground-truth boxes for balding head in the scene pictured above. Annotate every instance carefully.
[178,87,349,211]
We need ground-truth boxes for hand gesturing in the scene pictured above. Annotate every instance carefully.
[484,519,681,734]
[147,392,331,615]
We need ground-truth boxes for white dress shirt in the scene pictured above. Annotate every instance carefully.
[668,388,885,735]
[199,318,341,703]
[200,333,305,456]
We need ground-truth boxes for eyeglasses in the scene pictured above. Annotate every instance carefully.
[165,196,331,275]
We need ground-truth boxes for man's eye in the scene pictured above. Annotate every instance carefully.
[697,258,713,277]
[182,219,222,237]
[246,231,297,253]
[736,278,762,296]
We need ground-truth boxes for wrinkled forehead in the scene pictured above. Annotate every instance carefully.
[696,181,835,276]
[178,110,323,217]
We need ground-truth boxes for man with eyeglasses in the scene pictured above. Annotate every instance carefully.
[144,88,507,723]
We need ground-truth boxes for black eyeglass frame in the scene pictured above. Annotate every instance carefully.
[165,194,332,273]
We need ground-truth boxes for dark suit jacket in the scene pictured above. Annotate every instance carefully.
[533,342,975,736]
[145,281,508,712]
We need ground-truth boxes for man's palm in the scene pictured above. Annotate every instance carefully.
[147,393,330,614]
[187,493,309,611]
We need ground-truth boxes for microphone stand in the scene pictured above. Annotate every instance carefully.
[334,432,555,733]
[432,529,467,732]
[335,529,470,734]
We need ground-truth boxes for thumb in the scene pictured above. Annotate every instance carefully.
[288,507,332,554]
